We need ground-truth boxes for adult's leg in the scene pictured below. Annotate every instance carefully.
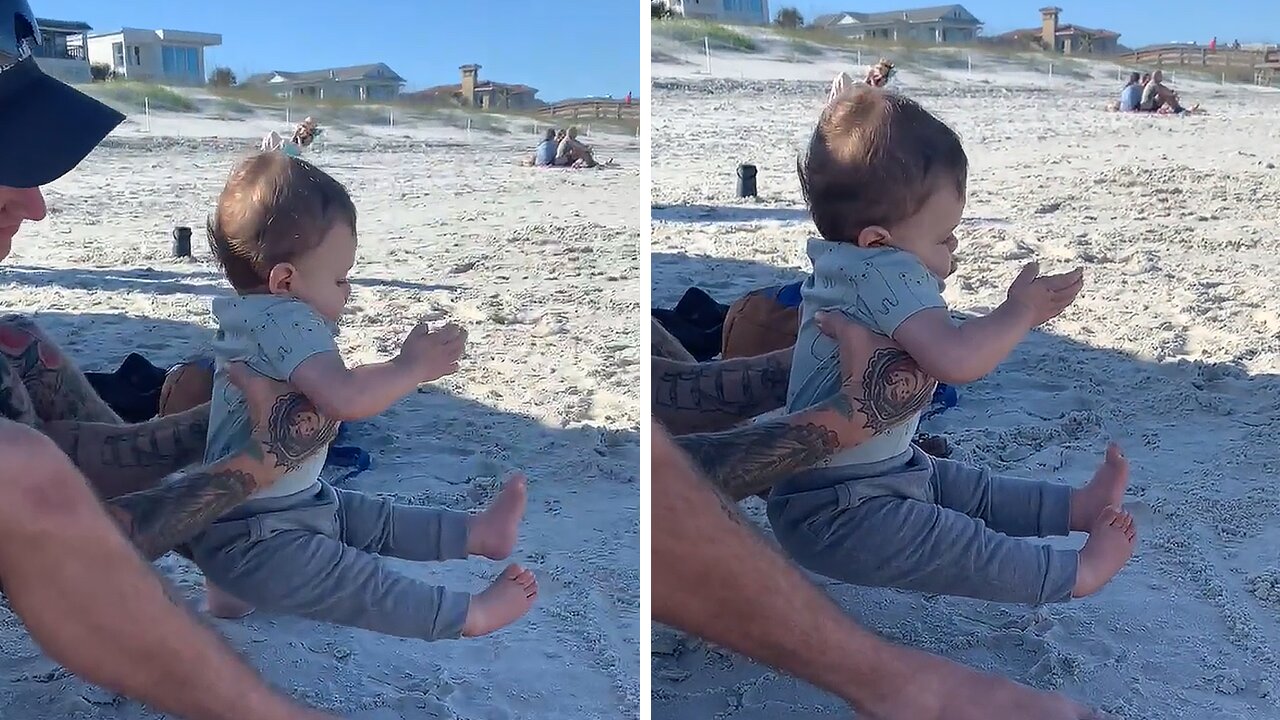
[0,315,122,423]
[652,422,1099,720]
[0,421,332,720]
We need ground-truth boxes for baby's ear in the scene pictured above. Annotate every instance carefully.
[856,225,890,249]
[266,263,296,294]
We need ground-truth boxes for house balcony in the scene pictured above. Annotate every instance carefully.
[32,43,87,61]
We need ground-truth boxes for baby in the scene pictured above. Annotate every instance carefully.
[188,152,538,640]
[768,86,1137,605]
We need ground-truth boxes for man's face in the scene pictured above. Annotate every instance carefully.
[0,186,47,260]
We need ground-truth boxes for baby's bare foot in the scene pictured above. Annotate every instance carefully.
[204,580,255,619]
[1072,505,1136,598]
[1070,444,1129,532]
[466,473,527,560]
[462,563,538,637]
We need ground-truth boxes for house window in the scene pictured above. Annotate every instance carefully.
[131,45,141,66]
[162,45,202,79]
[112,41,124,68]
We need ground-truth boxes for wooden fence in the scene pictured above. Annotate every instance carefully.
[537,99,639,121]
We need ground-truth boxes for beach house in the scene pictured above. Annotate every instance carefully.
[667,0,770,26]
[404,65,542,110]
[241,64,407,102]
[811,5,983,44]
[993,7,1122,55]
[31,17,92,84]
[82,27,222,86]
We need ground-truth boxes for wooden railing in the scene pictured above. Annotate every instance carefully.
[537,99,640,121]
[1123,43,1264,69]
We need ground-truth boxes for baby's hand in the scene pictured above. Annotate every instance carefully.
[398,322,467,382]
[1006,262,1084,326]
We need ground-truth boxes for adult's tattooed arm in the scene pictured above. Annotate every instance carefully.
[652,349,793,436]
[41,405,212,499]
[106,385,337,561]
[672,317,935,501]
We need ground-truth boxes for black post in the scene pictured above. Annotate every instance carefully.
[172,226,192,258]
[736,163,757,198]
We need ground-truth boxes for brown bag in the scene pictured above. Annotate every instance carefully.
[721,288,800,359]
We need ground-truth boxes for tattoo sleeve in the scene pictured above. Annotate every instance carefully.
[674,347,932,501]
[106,391,338,560]
[41,404,212,499]
[652,350,793,435]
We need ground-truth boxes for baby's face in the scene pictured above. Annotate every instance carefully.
[283,223,356,323]
[882,184,964,280]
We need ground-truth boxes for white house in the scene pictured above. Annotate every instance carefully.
[81,27,222,86]
[31,17,93,84]
[241,63,406,103]
[668,0,770,26]
[812,5,983,44]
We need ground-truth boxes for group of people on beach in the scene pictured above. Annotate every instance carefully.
[1116,69,1201,114]
[530,125,605,168]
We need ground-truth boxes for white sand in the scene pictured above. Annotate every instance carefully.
[651,30,1280,720]
[0,97,640,718]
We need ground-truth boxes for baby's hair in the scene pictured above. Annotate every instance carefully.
[799,86,967,243]
[207,152,356,291]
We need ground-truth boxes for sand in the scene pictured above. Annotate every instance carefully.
[651,29,1280,720]
[0,93,640,719]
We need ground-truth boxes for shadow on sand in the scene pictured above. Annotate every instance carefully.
[0,265,460,297]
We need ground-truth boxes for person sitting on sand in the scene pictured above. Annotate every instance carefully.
[864,58,895,88]
[534,128,558,166]
[555,126,600,168]
[769,86,1137,606]
[1140,70,1193,114]
[291,116,320,148]
[188,152,539,639]
[1120,72,1143,112]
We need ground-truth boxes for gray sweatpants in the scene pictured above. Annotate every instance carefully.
[767,446,1078,604]
[189,482,472,640]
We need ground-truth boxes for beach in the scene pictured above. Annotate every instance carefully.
[651,29,1280,720]
[0,94,640,719]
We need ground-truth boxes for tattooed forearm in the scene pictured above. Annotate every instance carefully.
[653,350,793,435]
[105,390,336,560]
[676,419,839,501]
[107,468,257,560]
[0,351,37,425]
[42,405,212,498]
[0,314,121,424]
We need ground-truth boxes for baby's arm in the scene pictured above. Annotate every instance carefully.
[894,262,1084,385]
[288,351,424,422]
[892,304,1034,385]
[289,322,467,422]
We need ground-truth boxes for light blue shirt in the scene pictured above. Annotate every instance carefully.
[206,295,338,500]
[534,139,555,166]
[1120,84,1141,112]
[787,238,946,468]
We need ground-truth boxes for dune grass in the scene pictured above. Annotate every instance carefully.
[85,81,199,113]
[653,18,759,52]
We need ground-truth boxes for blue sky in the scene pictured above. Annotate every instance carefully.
[782,1,1279,46]
[39,0,641,100]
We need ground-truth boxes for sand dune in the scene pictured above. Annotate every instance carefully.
[651,30,1280,720]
